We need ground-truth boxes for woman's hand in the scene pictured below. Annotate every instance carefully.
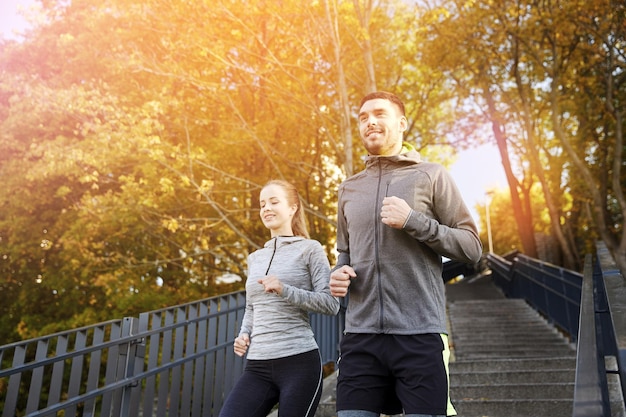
[233,334,250,357]
[258,275,284,295]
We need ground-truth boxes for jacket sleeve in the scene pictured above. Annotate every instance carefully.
[238,254,255,336]
[403,166,483,263]
[282,241,340,315]
[239,288,254,337]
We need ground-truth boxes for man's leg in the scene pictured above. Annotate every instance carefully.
[336,334,402,416]
[389,334,451,416]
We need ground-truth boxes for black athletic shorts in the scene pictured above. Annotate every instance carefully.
[335,333,456,416]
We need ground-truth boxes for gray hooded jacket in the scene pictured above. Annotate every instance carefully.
[335,149,482,335]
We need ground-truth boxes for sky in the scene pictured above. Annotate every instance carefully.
[0,0,34,40]
[1,0,508,228]
[448,143,506,228]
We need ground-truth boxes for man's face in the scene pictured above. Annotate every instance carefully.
[358,98,407,156]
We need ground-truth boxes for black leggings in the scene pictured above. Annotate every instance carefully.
[218,349,323,417]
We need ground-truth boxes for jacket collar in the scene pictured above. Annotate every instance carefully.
[365,148,422,171]
[263,235,305,248]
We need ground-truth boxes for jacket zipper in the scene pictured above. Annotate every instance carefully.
[374,165,386,330]
[265,237,278,275]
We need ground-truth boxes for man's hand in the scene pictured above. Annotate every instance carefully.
[381,196,412,229]
[330,266,356,297]
[233,334,250,357]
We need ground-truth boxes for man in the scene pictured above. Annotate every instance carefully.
[330,91,482,417]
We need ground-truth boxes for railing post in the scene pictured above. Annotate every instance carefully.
[113,317,146,417]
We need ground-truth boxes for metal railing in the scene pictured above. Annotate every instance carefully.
[487,252,582,340]
[0,292,341,417]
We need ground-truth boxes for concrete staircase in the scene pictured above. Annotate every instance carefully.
[446,274,576,416]
[311,273,577,417]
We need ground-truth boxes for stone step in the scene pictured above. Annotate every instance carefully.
[453,336,570,346]
[450,369,574,385]
[450,307,545,313]
[311,378,577,417]
[454,349,575,360]
[450,339,574,356]
[452,398,573,417]
[452,335,571,344]
[451,382,575,400]
[449,357,575,372]
[452,324,556,331]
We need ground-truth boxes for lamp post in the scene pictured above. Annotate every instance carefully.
[485,190,494,253]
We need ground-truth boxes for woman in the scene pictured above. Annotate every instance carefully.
[218,180,340,417]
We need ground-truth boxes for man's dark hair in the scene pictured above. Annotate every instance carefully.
[360,91,405,116]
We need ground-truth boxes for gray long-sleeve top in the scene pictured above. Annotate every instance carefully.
[240,236,340,360]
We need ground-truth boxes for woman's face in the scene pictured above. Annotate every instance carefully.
[259,184,296,237]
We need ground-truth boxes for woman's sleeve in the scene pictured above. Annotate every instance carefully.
[282,241,340,315]
[238,256,254,336]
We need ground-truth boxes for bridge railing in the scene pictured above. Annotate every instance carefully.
[487,251,582,340]
[0,291,342,417]
[0,292,247,417]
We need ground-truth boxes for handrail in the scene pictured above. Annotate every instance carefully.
[594,242,626,414]
[572,254,609,416]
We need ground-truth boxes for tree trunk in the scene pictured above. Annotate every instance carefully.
[324,0,354,177]
[353,0,376,93]
[511,44,579,269]
[485,90,538,258]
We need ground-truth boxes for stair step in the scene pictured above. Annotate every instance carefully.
[454,350,574,360]
[450,369,574,385]
[450,357,576,372]
[453,398,572,417]
[453,335,567,343]
[451,382,574,399]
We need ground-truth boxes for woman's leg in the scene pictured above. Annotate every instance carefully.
[218,360,278,417]
[274,350,324,417]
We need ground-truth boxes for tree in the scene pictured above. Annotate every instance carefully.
[419,0,625,274]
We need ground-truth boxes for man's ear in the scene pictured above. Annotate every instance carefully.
[399,116,408,132]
